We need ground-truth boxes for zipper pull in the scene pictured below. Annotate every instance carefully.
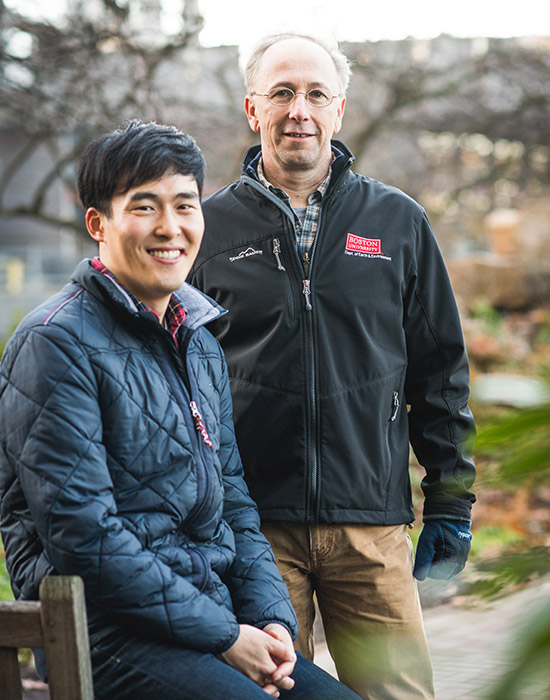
[189,400,214,449]
[302,279,312,311]
[390,391,400,421]
[273,238,286,271]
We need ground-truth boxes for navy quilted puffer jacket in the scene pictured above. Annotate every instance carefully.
[0,259,297,654]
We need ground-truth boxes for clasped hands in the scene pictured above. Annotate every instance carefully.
[221,622,296,697]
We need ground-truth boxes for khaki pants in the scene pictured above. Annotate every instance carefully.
[261,522,434,700]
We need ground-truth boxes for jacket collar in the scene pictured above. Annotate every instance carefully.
[72,259,227,332]
[241,139,355,196]
[175,282,228,330]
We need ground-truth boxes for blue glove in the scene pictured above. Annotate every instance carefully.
[413,520,472,581]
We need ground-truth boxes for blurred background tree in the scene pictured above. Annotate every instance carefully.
[470,400,550,700]
[0,0,206,233]
[0,1,549,245]
[340,37,550,254]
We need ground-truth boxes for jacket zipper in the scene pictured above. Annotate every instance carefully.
[302,216,324,520]
[190,400,214,449]
[301,167,353,517]
[178,336,217,521]
[384,391,400,491]
[273,238,286,270]
[273,237,299,321]
[302,280,312,311]
[156,332,216,521]
[391,391,400,421]
[248,161,353,522]
[302,252,312,311]
[272,223,319,518]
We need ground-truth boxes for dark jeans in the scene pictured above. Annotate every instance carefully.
[89,628,362,700]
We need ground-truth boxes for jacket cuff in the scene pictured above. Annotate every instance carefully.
[260,619,297,642]
[210,625,241,656]
[423,496,473,522]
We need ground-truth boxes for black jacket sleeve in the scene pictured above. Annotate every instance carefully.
[404,212,476,521]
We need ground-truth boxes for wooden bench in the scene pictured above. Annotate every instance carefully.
[0,576,93,700]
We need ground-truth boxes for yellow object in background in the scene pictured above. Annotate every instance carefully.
[6,258,24,295]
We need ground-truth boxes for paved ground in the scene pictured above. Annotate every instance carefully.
[314,577,550,699]
[423,580,549,699]
[21,578,550,699]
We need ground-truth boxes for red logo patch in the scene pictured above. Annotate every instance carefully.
[345,234,382,254]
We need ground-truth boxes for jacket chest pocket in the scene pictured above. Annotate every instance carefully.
[384,390,401,468]
[272,238,297,324]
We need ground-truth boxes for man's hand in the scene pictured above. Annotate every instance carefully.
[262,623,296,692]
[413,520,472,581]
[220,624,296,696]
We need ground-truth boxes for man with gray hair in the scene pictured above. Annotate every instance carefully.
[191,33,476,699]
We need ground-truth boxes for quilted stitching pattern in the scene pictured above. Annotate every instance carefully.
[0,261,298,654]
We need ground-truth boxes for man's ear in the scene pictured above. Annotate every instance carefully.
[333,97,346,135]
[244,95,261,133]
[86,207,106,243]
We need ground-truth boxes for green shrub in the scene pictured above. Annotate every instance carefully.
[0,540,14,600]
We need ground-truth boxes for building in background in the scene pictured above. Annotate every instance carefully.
[0,11,548,336]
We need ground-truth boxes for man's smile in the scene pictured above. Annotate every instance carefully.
[148,248,186,260]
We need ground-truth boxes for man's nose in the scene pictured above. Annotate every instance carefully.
[288,93,311,120]
[156,208,180,236]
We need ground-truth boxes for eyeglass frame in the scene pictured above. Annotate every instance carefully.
[249,87,341,108]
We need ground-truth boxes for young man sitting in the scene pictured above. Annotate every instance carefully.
[0,120,361,700]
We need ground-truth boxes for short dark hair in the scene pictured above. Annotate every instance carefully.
[78,120,206,215]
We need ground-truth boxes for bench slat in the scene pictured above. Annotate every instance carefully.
[40,576,94,700]
[0,577,94,700]
[0,648,23,700]
[0,602,42,648]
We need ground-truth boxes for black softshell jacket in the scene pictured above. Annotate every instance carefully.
[191,142,476,525]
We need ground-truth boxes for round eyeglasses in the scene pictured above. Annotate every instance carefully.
[250,88,340,108]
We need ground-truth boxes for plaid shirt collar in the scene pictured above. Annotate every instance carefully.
[257,159,331,256]
[257,159,332,201]
[91,257,187,344]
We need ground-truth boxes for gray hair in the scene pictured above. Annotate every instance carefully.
[244,33,352,96]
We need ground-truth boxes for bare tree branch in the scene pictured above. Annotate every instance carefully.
[0,21,548,238]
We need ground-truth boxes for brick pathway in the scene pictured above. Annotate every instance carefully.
[314,578,550,699]
[423,579,549,699]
